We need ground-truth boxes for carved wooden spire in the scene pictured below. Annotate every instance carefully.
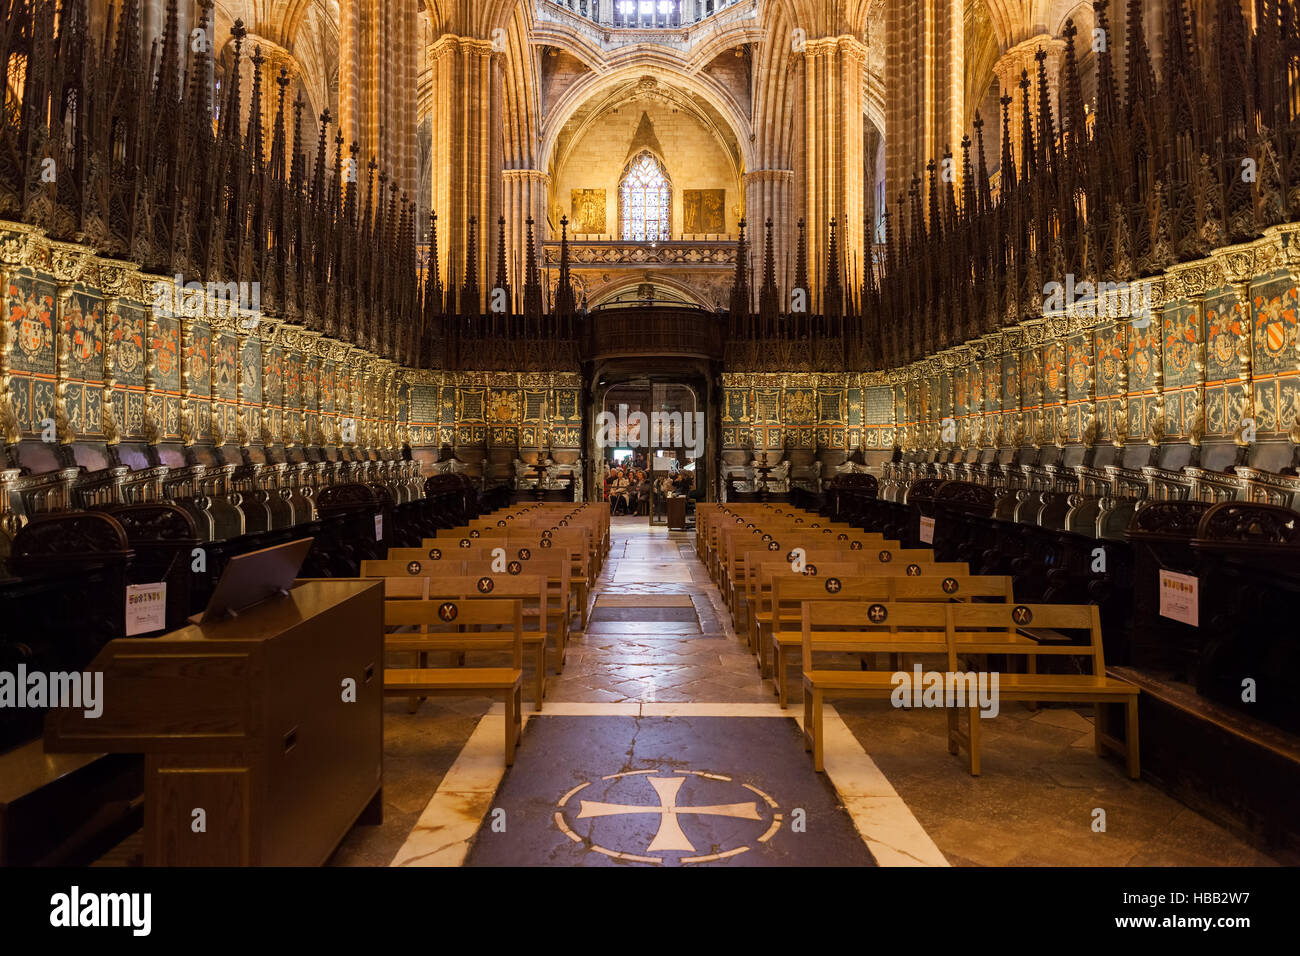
[1018,69,1036,181]
[523,216,543,322]
[1124,0,1157,123]
[1034,47,1056,173]
[974,111,992,213]
[428,210,443,316]
[1093,1,1122,138]
[1060,20,1088,162]
[729,217,750,324]
[493,214,511,320]
[999,91,1017,195]
[824,216,843,320]
[246,46,266,168]
[311,110,331,207]
[460,215,480,316]
[759,217,779,322]
[554,215,575,321]
[269,68,289,181]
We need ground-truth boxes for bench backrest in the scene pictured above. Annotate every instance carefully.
[888,573,1014,602]
[724,529,882,583]
[383,595,523,667]
[456,559,572,625]
[947,602,1104,673]
[801,600,950,670]
[377,576,430,599]
[771,575,893,643]
[414,536,589,581]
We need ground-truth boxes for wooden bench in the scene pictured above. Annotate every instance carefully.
[381,597,524,765]
[368,545,578,662]
[456,559,573,673]
[428,530,594,630]
[798,601,1140,778]
[745,548,970,667]
[946,603,1140,778]
[740,543,885,645]
[728,530,884,623]
[767,575,893,704]
[366,568,555,710]
[769,572,1015,706]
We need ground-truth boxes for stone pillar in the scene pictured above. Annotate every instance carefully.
[885,0,964,227]
[801,36,866,313]
[429,34,501,300]
[502,168,550,300]
[340,0,420,200]
[743,169,794,295]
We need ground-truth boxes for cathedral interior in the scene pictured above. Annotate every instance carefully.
[0,0,1297,902]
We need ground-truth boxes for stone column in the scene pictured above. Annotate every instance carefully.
[801,36,866,313]
[502,168,550,301]
[743,169,795,296]
[885,0,964,226]
[340,0,420,199]
[429,34,501,300]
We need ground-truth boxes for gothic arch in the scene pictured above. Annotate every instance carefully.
[537,64,757,179]
[586,272,719,310]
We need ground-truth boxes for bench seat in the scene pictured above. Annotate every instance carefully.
[799,601,1140,780]
[384,667,522,691]
[383,667,524,764]
[386,630,548,710]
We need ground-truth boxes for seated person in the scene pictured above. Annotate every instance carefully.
[635,474,653,515]
[619,470,643,516]
[609,470,631,514]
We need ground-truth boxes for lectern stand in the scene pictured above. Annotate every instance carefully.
[46,579,384,866]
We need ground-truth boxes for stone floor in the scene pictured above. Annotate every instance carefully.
[333,515,1279,867]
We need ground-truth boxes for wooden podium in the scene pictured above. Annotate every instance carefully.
[46,580,384,866]
[666,496,688,530]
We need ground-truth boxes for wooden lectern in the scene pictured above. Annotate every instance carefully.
[46,580,384,866]
[667,496,688,531]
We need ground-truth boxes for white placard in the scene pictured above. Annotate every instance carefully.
[125,582,167,636]
[1158,569,1198,627]
[918,516,935,545]
[374,514,384,541]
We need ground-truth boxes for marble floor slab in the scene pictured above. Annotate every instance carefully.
[463,715,877,867]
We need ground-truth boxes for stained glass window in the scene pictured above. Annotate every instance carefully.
[620,151,671,242]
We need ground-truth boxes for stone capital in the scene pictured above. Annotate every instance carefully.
[430,35,498,61]
[240,33,297,70]
[502,168,550,185]
[743,169,795,184]
[802,35,868,63]
[993,34,1067,85]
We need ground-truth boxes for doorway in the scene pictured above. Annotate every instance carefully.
[588,366,714,521]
